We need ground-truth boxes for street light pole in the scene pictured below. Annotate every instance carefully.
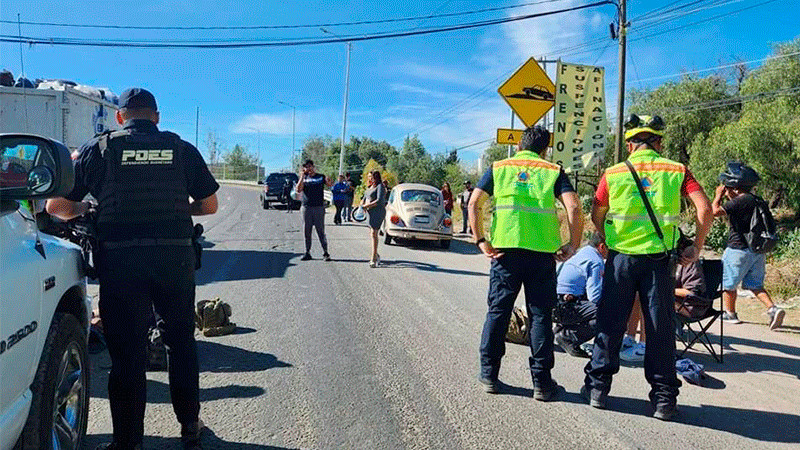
[321,28,351,176]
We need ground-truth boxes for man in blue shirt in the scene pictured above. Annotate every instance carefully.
[554,232,608,358]
[331,174,348,225]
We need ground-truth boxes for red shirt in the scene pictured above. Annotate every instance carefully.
[594,167,702,207]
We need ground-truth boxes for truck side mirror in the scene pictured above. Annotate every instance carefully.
[0,134,74,200]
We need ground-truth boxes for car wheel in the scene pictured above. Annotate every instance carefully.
[440,239,451,249]
[384,232,392,245]
[263,200,269,209]
[20,312,89,450]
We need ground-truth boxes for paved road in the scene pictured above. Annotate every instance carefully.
[85,185,800,449]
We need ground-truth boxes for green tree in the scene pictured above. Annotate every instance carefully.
[222,144,259,180]
[482,142,509,168]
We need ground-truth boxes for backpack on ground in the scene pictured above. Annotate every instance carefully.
[746,195,779,254]
[195,298,237,337]
[505,306,530,345]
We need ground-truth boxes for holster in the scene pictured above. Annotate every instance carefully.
[192,223,204,270]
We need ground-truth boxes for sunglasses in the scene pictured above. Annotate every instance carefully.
[624,114,665,131]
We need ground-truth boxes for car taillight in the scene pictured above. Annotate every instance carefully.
[390,215,400,224]
[443,218,452,227]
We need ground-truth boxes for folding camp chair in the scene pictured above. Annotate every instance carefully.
[676,259,724,363]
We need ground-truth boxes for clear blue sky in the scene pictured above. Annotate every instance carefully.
[1,0,797,173]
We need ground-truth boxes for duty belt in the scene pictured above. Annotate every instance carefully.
[101,238,193,249]
[557,293,587,302]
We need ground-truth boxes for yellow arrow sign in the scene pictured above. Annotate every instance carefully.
[497,128,554,146]
[498,58,555,127]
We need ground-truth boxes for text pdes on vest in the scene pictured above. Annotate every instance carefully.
[121,149,174,165]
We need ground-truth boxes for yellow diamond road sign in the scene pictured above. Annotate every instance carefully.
[498,58,555,127]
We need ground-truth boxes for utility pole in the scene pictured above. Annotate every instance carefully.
[278,101,297,170]
[321,27,352,176]
[507,110,515,158]
[615,0,628,164]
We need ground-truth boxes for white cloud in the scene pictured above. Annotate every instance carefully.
[400,62,486,89]
[389,83,453,99]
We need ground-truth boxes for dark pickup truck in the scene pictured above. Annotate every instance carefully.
[259,172,300,209]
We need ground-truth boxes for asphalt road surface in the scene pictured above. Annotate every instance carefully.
[85,184,800,449]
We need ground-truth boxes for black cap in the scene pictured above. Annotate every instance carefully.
[303,159,314,167]
[119,88,158,111]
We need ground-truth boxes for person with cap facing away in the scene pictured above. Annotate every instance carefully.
[469,124,583,401]
[47,88,219,450]
[582,114,712,421]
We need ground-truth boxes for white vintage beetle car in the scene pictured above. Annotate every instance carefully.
[383,183,452,249]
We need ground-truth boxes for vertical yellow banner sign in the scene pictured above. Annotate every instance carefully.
[552,62,608,172]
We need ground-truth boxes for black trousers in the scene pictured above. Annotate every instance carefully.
[554,295,597,346]
[479,250,556,386]
[333,200,345,224]
[98,245,199,447]
[584,250,681,405]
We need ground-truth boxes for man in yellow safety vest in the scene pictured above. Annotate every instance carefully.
[582,114,712,421]
[469,125,583,401]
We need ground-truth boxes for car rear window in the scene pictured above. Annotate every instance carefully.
[401,190,440,205]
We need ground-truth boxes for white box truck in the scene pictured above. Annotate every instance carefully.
[0,85,119,151]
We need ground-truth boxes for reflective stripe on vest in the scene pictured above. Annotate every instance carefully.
[604,149,685,254]
[490,151,562,252]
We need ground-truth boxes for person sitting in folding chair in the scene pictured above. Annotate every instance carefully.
[674,260,708,319]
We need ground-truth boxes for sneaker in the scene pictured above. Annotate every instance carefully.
[653,403,678,421]
[533,379,562,402]
[323,253,332,261]
[722,311,742,324]
[580,384,607,409]
[620,342,646,362]
[301,253,312,261]
[768,306,785,330]
[580,342,594,357]
[369,260,377,268]
[621,334,637,350]
[555,332,590,358]
[477,375,500,394]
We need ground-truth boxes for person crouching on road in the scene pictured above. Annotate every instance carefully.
[361,170,387,267]
[583,114,712,421]
[297,159,332,261]
[47,87,219,450]
[469,125,583,401]
[554,232,608,358]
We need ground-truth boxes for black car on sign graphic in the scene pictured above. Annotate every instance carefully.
[521,85,554,101]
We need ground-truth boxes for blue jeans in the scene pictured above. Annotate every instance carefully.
[584,251,681,406]
[722,247,766,290]
[479,250,556,386]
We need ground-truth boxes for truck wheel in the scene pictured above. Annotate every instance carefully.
[19,313,89,450]
[262,200,269,209]
[440,239,451,249]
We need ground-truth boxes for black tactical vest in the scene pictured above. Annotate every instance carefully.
[95,129,193,241]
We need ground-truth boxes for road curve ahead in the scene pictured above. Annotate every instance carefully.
[85,184,800,449]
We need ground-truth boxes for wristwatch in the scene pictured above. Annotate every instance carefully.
[475,237,486,248]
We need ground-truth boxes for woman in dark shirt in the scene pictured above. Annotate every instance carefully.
[361,170,386,267]
[441,182,454,215]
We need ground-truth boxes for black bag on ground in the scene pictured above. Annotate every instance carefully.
[746,195,778,254]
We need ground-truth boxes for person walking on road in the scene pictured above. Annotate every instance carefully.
[361,170,387,267]
[283,178,294,213]
[332,174,348,225]
[469,125,583,401]
[711,162,785,329]
[583,114,712,421]
[47,88,219,450]
[459,180,473,234]
[297,159,332,261]
[441,182,454,216]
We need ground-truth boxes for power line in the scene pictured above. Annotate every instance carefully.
[0,1,613,48]
[1,0,571,31]
[661,86,800,113]
[628,50,800,84]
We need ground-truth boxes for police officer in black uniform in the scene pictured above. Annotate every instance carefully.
[47,88,219,450]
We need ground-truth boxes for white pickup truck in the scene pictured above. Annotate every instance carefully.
[0,134,90,450]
